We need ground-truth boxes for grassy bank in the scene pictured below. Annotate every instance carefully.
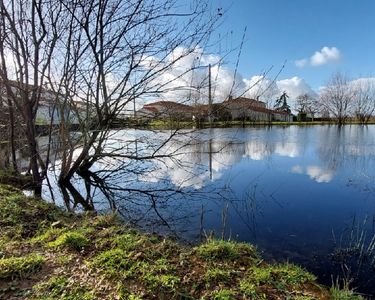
[0,184,365,299]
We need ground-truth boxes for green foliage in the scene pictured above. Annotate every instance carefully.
[195,239,258,262]
[48,231,89,251]
[0,254,44,279]
[32,275,96,300]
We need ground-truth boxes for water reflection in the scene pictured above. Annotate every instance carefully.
[291,165,334,183]
[2,125,375,295]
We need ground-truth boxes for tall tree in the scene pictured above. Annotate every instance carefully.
[274,91,291,113]
[319,72,354,126]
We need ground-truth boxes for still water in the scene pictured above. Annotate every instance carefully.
[42,125,375,294]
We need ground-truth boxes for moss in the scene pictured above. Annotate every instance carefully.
[0,254,44,279]
[32,275,96,300]
[48,231,89,251]
[195,239,258,262]
[31,227,67,244]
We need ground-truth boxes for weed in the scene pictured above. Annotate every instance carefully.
[0,254,44,279]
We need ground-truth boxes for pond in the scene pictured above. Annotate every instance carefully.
[12,125,375,295]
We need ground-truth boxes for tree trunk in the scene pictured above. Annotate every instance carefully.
[24,104,43,197]
[7,98,18,173]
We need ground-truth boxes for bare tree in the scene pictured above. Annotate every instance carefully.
[319,72,355,126]
[0,0,220,205]
[295,93,319,121]
[352,79,375,124]
[0,0,63,195]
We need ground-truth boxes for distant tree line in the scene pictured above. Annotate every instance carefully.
[295,72,375,125]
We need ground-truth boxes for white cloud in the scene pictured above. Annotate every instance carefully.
[143,46,247,104]
[141,45,320,105]
[311,47,341,66]
[295,59,308,68]
[295,46,342,68]
[243,76,280,104]
[276,77,317,99]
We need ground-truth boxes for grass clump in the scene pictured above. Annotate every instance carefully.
[239,280,259,298]
[204,267,232,285]
[32,275,96,300]
[271,263,316,286]
[211,289,237,300]
[195,239,258,262]
[89,248,134,279]
[0,254,44,279]
[330,283,364,300]
[48,231,89,251]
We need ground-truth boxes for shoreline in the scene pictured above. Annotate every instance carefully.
[0,183,366,299]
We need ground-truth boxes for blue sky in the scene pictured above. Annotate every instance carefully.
[210,0,375,91]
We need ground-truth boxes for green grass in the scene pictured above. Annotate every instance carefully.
[32,275,96,300]
[195,239,258,262]
[48,231,90,251]
[0,254,44,279]
[89,248,135,279]
[330,282,364,300]
[211,289,237,300]
[204,267,233,285]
